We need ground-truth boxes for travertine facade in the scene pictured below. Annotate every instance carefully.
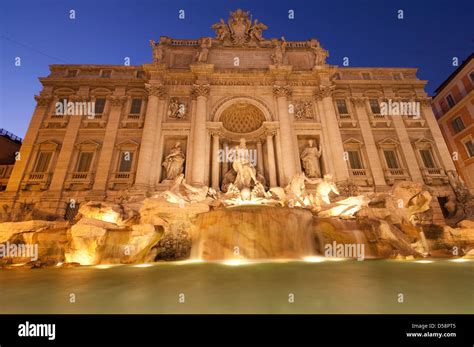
[0,10,459,219]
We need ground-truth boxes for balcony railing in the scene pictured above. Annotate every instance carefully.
[386,168,407,176]
[337,113,357,127]
[0,165,14,178]
[350,169,367,177]
[64,171,94,189]
[423,167,445,176]
[338,113,351,119]
[71,172,91,180]
[114,172,132,180]
[0,129,22,143]
[121,114,144,128]
[370,113,392,127]
[29,172,47,180]
[20,171,52,190]
[108,172,135,189]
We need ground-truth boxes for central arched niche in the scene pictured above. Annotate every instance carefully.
[220,102,266,134]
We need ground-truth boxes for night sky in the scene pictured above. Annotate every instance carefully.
[1,0,473,138]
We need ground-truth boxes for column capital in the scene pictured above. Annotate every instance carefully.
[106,95,128,106]
[34,95,53,107]
[314,84,335,100]
[145,83,167,98]
[209,128,223,137]
[191,84,211,98]
[273,85,292,98]
[349,97,368,107]
[264,129,277,138]
[416,97,432,107]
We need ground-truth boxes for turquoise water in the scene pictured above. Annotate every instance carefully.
[1,259,473,314]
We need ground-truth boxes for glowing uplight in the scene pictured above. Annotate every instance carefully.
[95,264,114,269]
[327,257,346,262]
[450,258,470,263]
[174,259,204,265]
[56,262,63,267]
[65,250,95,266]
[303,256,326,263]
[222,259,246,266]
[415,260,433,264]
[100,212,118,224]
[134,263,153,268]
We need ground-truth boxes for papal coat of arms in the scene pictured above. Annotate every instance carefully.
[211,9,267,46]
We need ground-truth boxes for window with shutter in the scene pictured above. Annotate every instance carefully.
[347,150,363,169]
[451,116,465,134]
[419,149,435,168]
[446,94,455,108]
[34,152,52,173]
[94,98,106,114]
[465,141,474,157]
[76,152,94,172]
[383,150,399,169]
[130,98,142,114]
[369,99,381,114]
[336,99,348,114]
[118,152,133,172]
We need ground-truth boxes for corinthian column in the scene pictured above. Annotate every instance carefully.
[265,131,277,187]
[190,84,210,186]
[273,85,297,185]
[211,131,221,190]
[7,95,52,193]
[315,85,349,181]
[350,97,386,186]
[92,95,128,192]
[418,97,456,172]
[256,140,264,175]
[134,83,166,189]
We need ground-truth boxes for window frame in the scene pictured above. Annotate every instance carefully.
[75,151,95,173]
[33,151,53,173]
[383,149,400,169]
[100,69,112,78]
[66,69,78,78]
[445,94,455,108]
[369,98,381,114]
[118,151,134,172]
[393,72,402,80]
[451,116,465,134]
[463,137,474,158]
[335,98,349,115]
[129,98,143,115]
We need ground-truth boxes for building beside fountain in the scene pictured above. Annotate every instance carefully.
[0,9,460,221]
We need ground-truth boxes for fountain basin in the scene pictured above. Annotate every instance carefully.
[190,205,316,260]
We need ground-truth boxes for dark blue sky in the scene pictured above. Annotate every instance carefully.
[1,0,473,138]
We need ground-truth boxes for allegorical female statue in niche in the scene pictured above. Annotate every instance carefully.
[301,139,322,178]
[162,142,185,180]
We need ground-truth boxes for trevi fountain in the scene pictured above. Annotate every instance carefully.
[1,138,473,313]
[0,9,473,314]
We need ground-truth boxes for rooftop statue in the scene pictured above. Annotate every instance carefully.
[271,37,287,65]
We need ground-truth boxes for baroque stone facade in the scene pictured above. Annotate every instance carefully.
[0,9,459,219]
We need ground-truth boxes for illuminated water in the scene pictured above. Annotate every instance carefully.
[1,260,472,314]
